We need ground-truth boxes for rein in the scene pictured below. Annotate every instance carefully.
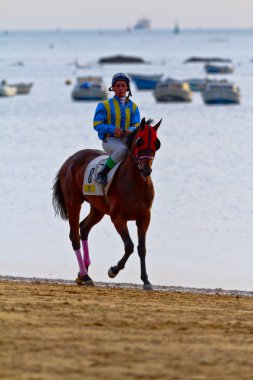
[128,149,153,164]
[128,148,153,183]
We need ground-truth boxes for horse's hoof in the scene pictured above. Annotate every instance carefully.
[75,274,94,286]
[143,283,153,291]
[84,278,94,286]
[108,266,118,278]
[75,277,84,286]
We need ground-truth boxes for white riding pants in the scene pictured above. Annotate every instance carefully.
[102,137,128,163]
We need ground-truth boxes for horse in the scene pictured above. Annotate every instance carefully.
[52,117,161,290]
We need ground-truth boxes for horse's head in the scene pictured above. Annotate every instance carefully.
[127,118,161,178]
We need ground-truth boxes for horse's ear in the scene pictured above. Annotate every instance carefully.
[140,117,145,130]
[153,118,162,131]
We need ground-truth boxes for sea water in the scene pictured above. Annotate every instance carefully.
[0,29,253,290]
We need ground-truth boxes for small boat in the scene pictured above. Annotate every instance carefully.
[98,54,146,64]
[74,60,90,69]
[71,77,108,101]
[9,83,33,94]
[154,78,192,102]
[0,84,17,97]
[1,80,33,95]
[10,61,24,67]
[184,78,211,92]
[173,22,180,34]
[204,63,234,74]
[184,57,232,64]
[202,81,240,105]
[134,18,151,30]
[128,73,163,90]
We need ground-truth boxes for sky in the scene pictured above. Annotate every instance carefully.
[0,0,253,30]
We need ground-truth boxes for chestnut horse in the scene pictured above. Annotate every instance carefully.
[52,118,161,290]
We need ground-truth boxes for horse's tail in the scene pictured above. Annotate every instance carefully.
[52,170,68,221]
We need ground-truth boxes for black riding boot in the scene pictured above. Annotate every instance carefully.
[96,164,111,186]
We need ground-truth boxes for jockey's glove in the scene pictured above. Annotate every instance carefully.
[114,128,123,138]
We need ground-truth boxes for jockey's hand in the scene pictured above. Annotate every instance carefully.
[114,128,123,138]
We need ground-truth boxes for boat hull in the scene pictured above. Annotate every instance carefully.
[98,55,145,64]
[155,94,192,102]
[202,89,240,105]
[204,98,240,105]
[0,85,17,97]
[14,84,33,94]
[154,88,192,102]
[130,74,163,90]
[72,87,107,101]
[204,64,234,74]
[72,92,107,101]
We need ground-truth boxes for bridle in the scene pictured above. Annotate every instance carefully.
[129,123,160,178]
[137,155,154,160]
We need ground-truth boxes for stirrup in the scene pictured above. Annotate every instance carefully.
[96,173,108,186]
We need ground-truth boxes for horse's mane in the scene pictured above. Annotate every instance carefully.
[126,118,154,149]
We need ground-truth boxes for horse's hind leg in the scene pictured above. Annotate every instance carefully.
[137,212,153,290]
[79,206,104,271]
[108,215,134,278]
[67,200,93,286]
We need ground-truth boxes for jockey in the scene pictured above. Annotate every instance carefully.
[93,72,140,186]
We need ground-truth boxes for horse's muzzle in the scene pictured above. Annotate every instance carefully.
[141,167,152,177]
[138,156,153,178]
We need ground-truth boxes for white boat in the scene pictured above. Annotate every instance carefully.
[202,81,240,105]
[134,18,151,30]
[0,84,17,97]
[71,77,108,101]
[1,80,33,95]
[154,78,192,102]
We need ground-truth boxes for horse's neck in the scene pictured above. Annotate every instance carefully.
[113,153,154,206]
[123,153,152,186]
[123,153,138,177]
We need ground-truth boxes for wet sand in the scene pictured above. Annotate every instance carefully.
[0,279,253,380]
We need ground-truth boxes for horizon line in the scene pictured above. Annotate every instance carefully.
[1,27,253,32]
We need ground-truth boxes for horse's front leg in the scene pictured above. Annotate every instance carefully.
[108,215,134,278]
[67,200,93,286]
[79,206,104,270]
[137,212,153,290]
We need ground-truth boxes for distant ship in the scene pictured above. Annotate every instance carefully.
[174,22,180,34]
[134,18,151,30]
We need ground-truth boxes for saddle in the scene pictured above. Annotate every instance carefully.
[83,155,122,196]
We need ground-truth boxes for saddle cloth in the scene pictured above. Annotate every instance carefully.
[83,155,122,196]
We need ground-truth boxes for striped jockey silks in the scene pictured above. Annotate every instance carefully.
[93,96,140,140]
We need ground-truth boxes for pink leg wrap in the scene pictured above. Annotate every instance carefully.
[82,240,91,268]
[75,249,87,277]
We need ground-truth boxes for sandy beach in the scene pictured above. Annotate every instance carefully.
[0,279,253,380]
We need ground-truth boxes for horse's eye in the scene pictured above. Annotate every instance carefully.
[135,137,144,147]
[154,139,161,150]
